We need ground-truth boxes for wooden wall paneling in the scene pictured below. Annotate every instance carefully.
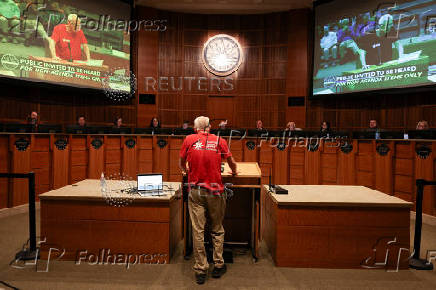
[242,138,258,162]
[169,136,183,182]
[393,141,414,202]
[304,138,321,185]
[69,135,88,184]
[259,137,273,184]
[121,136,138,179]
[289,140,305,184]
[320,139,338,185]
[0,135,10,208]
[51,135,69,189]
[273,139,289,185]
[31,135,51,197]
[153,135,170,180]
[356,140,375,188]
[227,137,243,162]
[374,141,394,195]
[87,136,105,179]
[286,9,310,128]
[337,140,357,185]
[414,141,435,215]
[9,134,31,207]
[104,136,122,177]
[137,136,153,173]
[136,7,159,127]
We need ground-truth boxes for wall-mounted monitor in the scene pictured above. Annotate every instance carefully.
[312,0,436,96]
[0,0,131,93]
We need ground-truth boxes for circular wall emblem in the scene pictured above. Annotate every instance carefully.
[157,139,167,148]
[340,143,353,154]
[277,142,286,151]
[246,141,256,151]
[202,34,243,76]
[54,138,68,150]
[1,54,19,70]
[376,143,390,156]
[91,138,103,150]
[416,145,431,159]
[125,138,136,149]
[102,67,136,102]
[14,138,30,151]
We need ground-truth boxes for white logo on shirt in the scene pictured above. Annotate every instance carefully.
[194,141,203,150]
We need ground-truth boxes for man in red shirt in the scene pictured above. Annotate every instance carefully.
[179,116,237,284]
[49,14,90,61]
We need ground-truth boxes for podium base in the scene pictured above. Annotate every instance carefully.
[409,258,434,270]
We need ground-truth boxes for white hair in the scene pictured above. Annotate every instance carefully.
[68,14,78,22]
[378,14,393,28]
[194,116,210,131]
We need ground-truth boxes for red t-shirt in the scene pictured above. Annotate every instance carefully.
[51,24,87,60]
[180,132,232,194]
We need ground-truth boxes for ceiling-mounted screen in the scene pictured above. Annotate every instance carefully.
[312,0,436,95]
[0,0,131,92]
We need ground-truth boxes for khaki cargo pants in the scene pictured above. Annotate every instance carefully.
[188,187,226,274]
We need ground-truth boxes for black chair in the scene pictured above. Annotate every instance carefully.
[65,125,88,134]
[111,127,131,134]
[153,128,174,135]
[380,131,404,139]
[352,131,376,139]
[407,130,434,140]
[246,129,268,137]
[134,128,154,135]
[37,124,62,133]
[174,128,195,135]
[4,123,33,133]
[86,126,111,134]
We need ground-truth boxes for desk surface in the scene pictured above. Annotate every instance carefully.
[264,185,412,208]
[222,162,261,178]
[39,179,181,203]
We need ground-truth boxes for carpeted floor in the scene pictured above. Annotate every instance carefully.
[0,206,435,290]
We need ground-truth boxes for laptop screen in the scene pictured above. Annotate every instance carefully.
[137,174,163,191]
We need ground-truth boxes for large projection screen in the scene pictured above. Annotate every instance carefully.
[312,0,436,95]
[0,0,131,92]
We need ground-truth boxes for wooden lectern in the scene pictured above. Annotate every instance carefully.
[182,162,262,260]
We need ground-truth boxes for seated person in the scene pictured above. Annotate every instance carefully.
[285,121,302,131]
[26,111,39,132]
[49,14,90,61]
[218,120,228,130]
[416,120,429,130]
[113,117,123,128]
[358,14,404,69]
[320,121,332,136]
[150,117,161,130]
[77,116,86,127]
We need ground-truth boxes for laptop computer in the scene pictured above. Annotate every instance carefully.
[137,173,163,196]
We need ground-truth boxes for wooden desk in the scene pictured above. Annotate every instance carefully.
[39,179,182,263]
[261,185,412,268]
[183,162,262,259]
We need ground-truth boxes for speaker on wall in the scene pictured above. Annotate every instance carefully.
[139,94,156,105]
[288,97,305,107]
